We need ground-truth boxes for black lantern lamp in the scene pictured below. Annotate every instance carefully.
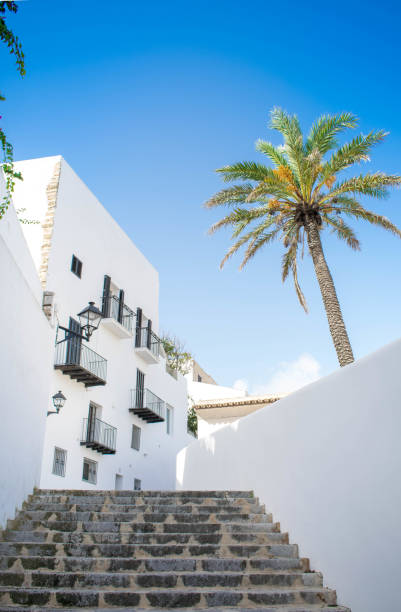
[47,390,67,416]
[77,301,103,341]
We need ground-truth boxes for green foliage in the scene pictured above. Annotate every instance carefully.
[187,401,198,437]
[205,108,401,312]
[0,1,25,220]
[0,2,25,77]
[16,208,40,225]
[161,334,192,376]
[161,335,196,435]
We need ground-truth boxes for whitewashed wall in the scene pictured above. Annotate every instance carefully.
[187,380,246,402]
[0,181,52,528]
[12,157,192,491]
[177,338,401,612]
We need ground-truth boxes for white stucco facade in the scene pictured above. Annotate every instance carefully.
[0,175,53,528]
[177,337,401,612]
[11,156,192,492]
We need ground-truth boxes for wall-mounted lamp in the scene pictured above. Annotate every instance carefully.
[77,301,103,341]
[47,390,67,417]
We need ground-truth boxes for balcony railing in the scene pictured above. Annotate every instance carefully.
[135,327,161,362]
[54,336,107,387]
[129,388,165,423]
[103,295,134,334]
[80,417,116,454]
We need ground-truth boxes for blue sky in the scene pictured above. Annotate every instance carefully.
[2,0,401,390]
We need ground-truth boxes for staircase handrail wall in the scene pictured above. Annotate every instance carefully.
[177,337,401,612]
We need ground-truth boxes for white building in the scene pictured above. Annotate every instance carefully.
[0,176,52,528]
[10,155,192,492]
[185,359,283,437]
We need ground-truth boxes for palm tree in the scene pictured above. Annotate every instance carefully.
[205,109,401,367]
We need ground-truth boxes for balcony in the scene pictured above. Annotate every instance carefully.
[102,295,134,339]
[54,336,107,387]
[80,417,116,454]
[129,388,165,423]
[134,327,161,364]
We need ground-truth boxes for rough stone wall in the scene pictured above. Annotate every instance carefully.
[39,160,61,288]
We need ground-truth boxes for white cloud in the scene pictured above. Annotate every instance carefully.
[232,378,248,394]
[231,353,322,397]
[233,353,321,395]
[253,353,321,395]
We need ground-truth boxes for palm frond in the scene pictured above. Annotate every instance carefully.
[281,234,308,312]
[269,108,305,186]
[245,177,298,203]
[208,206,268,235]
[292,255,308,312]
[204,184,254,208]
[321,215,361,250]
[321,173,401,202]
[216,161,274,183]
[339,206,401,239]
[306,112,358,154]
[239,227,281,269]
[255,140,288,167]
[317,130,388,184]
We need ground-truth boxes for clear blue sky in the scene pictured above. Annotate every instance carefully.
[2,0,401,390]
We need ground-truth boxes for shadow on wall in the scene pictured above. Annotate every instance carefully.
[0,199,53,529]
[177,337,401,612]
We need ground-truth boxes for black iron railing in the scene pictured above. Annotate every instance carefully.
[81,417,117,453]
[103,295,134,333]
[135,327,161,359]
[54,336,107,383]
[130,388,165,420]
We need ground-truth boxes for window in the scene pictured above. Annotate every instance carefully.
[52,447,67,477]
[82,457,97,484]
[71,255,82,278]
[131,425,141,451]
[134,478,141,491]
[166,405,173,435]
[197,374,202,382]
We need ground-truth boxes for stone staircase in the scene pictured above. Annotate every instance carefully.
[0,489,350,611]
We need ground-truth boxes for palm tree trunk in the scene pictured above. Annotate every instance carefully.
[305,216,354,367]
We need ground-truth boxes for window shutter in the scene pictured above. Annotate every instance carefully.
[82,460,89,481]
[131,425,141,451]
[102,275,111,318]
[66,317,81,365]
[118,289,125,324]
[52,448,67,477]
[136,369,144,409]
[135,308,142,347]
[147,319,152,350]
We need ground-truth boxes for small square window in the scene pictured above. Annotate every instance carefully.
[71,255,82,278]
[131,425,141,451]
[82,457,97,484]
[52,447,67,477]
[134,478,141,491]
[166,405,173,435]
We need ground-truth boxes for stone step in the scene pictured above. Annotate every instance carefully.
[28,494,256,507]
[1,531,288,546]
[0,570,323,589]
[0,586,338,608]
[0,489,350,611]
[0,556,310,573]
[17,511,270,523]
[22,503,264,514]
[0,604,351,612]
[0,542,299,559]
[7,520,280,534]
[34,490,255,498]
